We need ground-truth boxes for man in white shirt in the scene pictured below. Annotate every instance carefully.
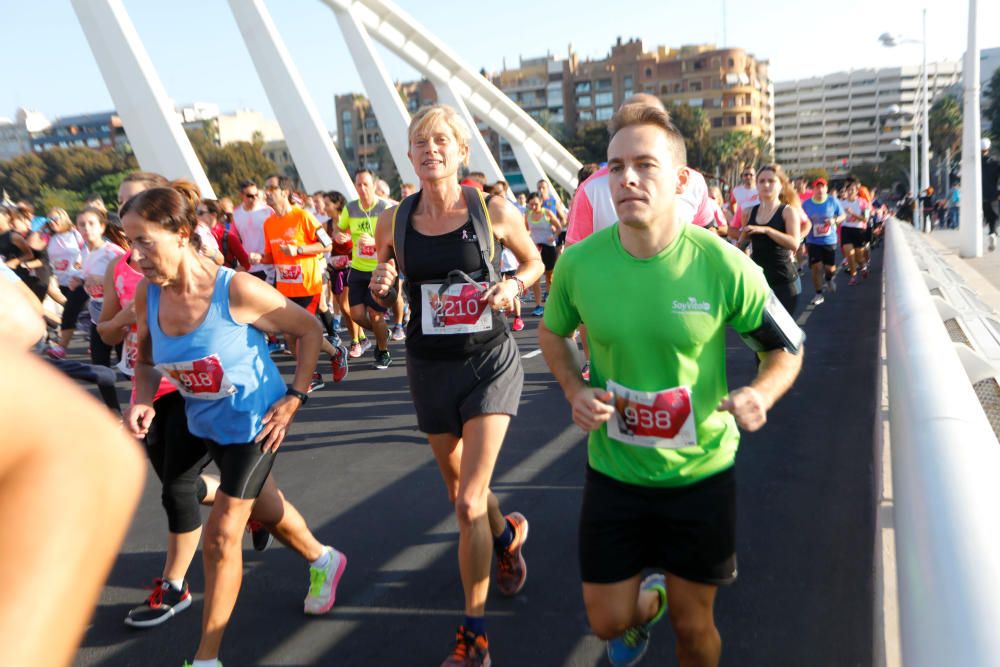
[231,179,275,282]
[726,167,759,242]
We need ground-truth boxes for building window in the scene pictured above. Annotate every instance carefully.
[690,81,702,92]
[644,67,653,78]
[688,98,703,108]
[364,117,378,129]
[660,84,669,95]
[595,92,613,106]
[728,58,735,67]
[711,117,723,128]
[579,110,594,121]
[595,106,614,121]
[341,110,351,122]
[596,78,612,91]
[575,81,591,93]
[578,95,592,107]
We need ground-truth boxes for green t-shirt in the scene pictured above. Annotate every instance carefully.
[544,223,771,488]
[338,198,390,272]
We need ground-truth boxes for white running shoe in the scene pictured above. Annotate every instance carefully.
[304,546,347,615]
[810,293,825,306]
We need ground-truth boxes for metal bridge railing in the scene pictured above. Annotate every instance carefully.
[884,218,1000,665]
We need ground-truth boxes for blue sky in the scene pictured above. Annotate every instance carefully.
[3,0,998,128]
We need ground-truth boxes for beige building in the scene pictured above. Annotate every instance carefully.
[181,107,284,147]
[334,79,438,185]
[564,38,773,143]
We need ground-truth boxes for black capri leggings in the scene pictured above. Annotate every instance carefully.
[59,284,88,331]
[145,391,213,534]
[772,279,801,319]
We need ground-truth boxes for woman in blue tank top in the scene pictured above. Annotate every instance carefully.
[120,181,347,667]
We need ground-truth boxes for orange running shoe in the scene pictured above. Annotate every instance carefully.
[495,512,528,596]
[441,625,491,667]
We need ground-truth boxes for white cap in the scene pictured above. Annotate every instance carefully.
[983,138,993,152]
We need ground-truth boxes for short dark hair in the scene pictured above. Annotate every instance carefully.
[577,163,599,182]
[238,179,257,191]
[608,104,687,167]
[354,168,374,180]
[265,174,293,191]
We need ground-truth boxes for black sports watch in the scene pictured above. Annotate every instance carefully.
[286,386,309,405]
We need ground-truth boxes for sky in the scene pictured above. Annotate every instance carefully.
[2,0,998,129]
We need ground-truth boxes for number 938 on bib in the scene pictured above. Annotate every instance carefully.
[606,380,698,449]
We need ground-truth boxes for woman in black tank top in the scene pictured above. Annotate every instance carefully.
[738,164,803,316]
[368,104,544,665]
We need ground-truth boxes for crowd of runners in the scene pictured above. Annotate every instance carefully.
[12,87,947,667]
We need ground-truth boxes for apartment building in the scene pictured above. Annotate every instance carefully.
[774,62,961,176]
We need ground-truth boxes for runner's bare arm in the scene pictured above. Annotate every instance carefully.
[747,206,801,251]
[96,256,134,345]
[0,346,145,666]
[126,281,162,436]
[0,274,44,349]
[539,320,615,432]
[490,197,544,289]
[370,207,399,307]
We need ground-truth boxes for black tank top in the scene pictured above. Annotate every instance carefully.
[748,204,797,288]
[402,217,506,361]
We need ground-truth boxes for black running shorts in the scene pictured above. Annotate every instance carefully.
[406,333,523,437]
[806,243,837,267]
[347,268,388,313]
[840,227,867,248]
[579,465,738,586]
[204,440,277,500]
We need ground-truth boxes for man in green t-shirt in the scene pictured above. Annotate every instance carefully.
[336,169,393,369]
[539,103,803,667]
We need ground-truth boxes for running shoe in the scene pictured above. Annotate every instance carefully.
[359,338,373,355]
[246,519,273,552]
[581,362,590,382]
[324,332,343,348]
[990,233,997,252]
[441,626,491,667]
[124,578,192,628]
[331,344,349,383]
[182,661,221,666]
[810,293,825,306]
[374,349,392,370]
[308,372,326,393]
[848,275,858,286]
[348,341,364,359]
[511,316,525,332]
[391,323,406,341]
[862,265,870,279]
[531,306,544,317]
[304,546,347,615]
[45,344,66,360]
[826,278,837,294]
[606,574,668,667]
[495,512,529,596]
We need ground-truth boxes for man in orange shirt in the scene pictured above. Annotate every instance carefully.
[262,174,348,389]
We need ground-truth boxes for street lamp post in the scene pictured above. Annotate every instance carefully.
[880,16,931,231]
[959,0,982,257]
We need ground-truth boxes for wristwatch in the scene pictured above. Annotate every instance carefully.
[286,386,308,405]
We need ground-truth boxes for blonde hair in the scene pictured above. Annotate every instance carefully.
[757,164,801,210]
[47,207,72,233]
[408,104,471,166]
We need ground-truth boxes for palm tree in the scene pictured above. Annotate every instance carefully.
[929,95,962,194]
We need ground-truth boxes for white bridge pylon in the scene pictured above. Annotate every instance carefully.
[73,0,580,197]
[333,0,581,191]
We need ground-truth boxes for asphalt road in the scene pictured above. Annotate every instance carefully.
[73,251,881,667]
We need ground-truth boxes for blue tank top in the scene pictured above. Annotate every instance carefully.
[147,267,285,444]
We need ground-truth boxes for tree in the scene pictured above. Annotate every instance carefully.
[185,126,279,198]
[562,121,610,164]
[665,103,712,171]
[0,152,47,201]
[711,131,761,188]
[929,94,962,192]
[36,186,85,217]
[985,66,1000,143]
[803,167,830,185]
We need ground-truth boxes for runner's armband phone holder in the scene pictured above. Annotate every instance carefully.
[740,291,805,354]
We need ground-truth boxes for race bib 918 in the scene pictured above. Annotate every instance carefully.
[117,327,138,377]
[606,380,697,449]
[421,282,492,335]
[156,354,236,400]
